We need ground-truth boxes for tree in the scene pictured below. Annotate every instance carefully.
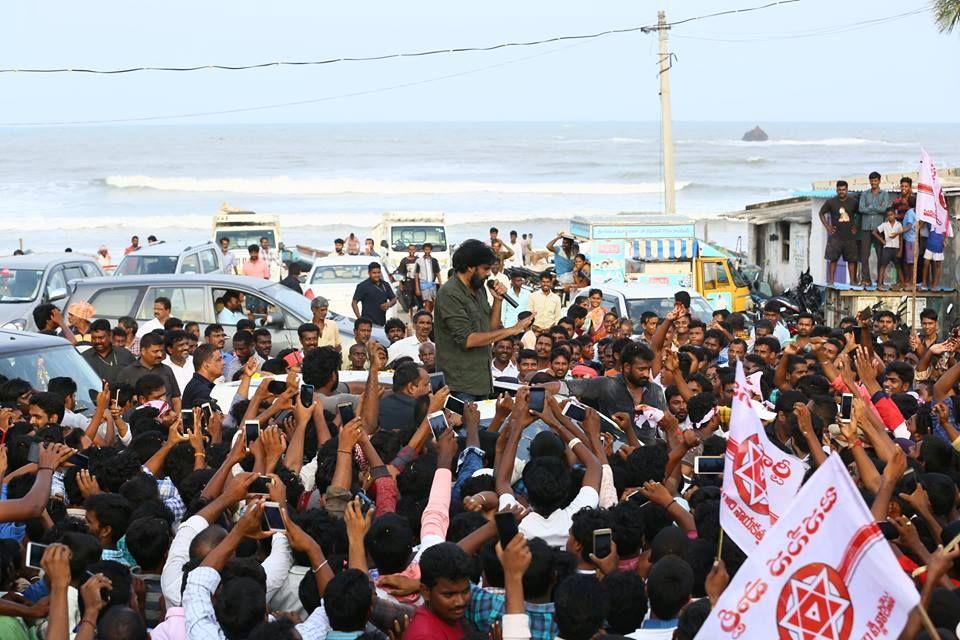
[933,0,960,33]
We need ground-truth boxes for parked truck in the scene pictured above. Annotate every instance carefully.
[569,217,753,312]
[372,212,451,277]
[211,204,284,280]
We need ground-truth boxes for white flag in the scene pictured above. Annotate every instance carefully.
[697,454,919,640]
[720,361,805,550]
[917,148,953,238]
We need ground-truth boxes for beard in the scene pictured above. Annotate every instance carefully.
[470,272,486,290]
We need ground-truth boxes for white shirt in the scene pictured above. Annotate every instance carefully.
[388,335,433,364]
[878,220,903,249]
[220,250,236,274]
[504,240,523,268]
[164,356,195,394]
[491,360,519,380]
[136,317,164,338]
[499,485,599,547]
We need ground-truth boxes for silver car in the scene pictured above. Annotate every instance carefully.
[114,241,224,276]
[0,329,102,408]
[65,274,384,354]
[0,254,105,331]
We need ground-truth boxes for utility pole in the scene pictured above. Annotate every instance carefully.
[648,10,676,216]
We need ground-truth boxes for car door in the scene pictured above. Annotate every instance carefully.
[44,266,69,308]
[199,249,220,274]
[85,286,145,322]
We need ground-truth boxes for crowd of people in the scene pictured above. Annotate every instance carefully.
[820,172,947,291]
[2,234,960,640]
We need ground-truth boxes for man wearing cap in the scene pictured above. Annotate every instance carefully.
[67,301,96,347]
[311,296,342,350]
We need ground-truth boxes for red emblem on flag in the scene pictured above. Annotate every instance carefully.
[732,434,769,515]
[776,563,853,640]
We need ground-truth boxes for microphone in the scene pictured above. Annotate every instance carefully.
[488,280,518,308]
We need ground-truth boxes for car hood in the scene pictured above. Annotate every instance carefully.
[0,302,35,326]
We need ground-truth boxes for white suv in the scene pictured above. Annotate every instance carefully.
[114,241,224,276]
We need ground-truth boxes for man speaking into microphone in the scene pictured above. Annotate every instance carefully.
[435,239,535,402]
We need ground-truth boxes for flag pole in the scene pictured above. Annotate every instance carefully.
[912,222,919,327]
[716,528,724,561]
[917,604,942,640]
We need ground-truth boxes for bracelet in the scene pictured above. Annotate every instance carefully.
[194,452,206,457]
[312,559,329,573]
[337,449,353,455]
[79,619,96,631]
[566,437,582,451]
[478,494,486,505]
[850,439,863,449]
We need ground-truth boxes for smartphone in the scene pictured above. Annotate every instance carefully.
[840,393,853,422]
[267,380,288,395]
[300,384,315,408]
[592,528,613,559]
[113,388,121,406]
[561,401,587,422]
[88,388,100,405]
[877,521,898,541]
[245,420,261,444]
[181,409,194,430]
[528,387,545,413]
[25,542,47,570]
[249,475,271,494]
[261,501,286,532]
[27,442,39,464]
[495,510,519,547]
[694,455,725,475]
[444,395,465,416]
[67,452,89,469]
[337,402,355,425]
[429,372,446,393]
[355,490,375,514]
[428,410,449,440]
[201,402,213,423]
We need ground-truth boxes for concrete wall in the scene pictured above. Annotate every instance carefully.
[750,221,811,292]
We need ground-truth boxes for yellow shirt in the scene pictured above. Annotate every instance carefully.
[318,319,341,348]
[527,290,562,330]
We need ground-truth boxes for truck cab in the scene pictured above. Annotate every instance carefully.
[372,212,450,277]
[211,205,284,280]
[569,217,752,312]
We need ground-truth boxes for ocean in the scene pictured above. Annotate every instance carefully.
[1,121,958,255]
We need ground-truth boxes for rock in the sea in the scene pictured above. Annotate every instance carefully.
[742,126,769,142]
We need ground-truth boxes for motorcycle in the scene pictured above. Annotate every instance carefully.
[764,270,825,327]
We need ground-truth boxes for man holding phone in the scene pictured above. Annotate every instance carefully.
[435,240,535,402]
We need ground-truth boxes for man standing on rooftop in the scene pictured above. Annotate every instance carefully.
[859,170,891,287]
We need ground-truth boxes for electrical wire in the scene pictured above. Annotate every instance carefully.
[672,7,925,42]
[0,0,800,75]
[0,42,587,126]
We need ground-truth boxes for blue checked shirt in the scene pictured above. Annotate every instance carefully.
[141,466,186,523]
[466,583,556,640]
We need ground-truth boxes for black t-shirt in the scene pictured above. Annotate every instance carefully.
[352,278,395,325]
[820,196,860,240]
[82,346,135,387]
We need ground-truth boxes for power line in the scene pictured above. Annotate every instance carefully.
[672,7,925,42]
[0,0,800,76]
[0,43,586,126]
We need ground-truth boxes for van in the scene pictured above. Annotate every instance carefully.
[114,241,224,277]
[0,254,104,331]
[212,205,283,279]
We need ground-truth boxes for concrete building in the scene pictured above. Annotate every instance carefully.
[727,169,960,293]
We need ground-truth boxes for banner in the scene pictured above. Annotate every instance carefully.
[917,148,953,238]
[698,454,919,640]
[720,361,805,550]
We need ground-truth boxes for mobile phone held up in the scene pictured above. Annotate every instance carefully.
[495,510,519,547]
[592,528,613,559]
[444,395,465,416]
[429,372,446,394]
[528,387,545,414]
[337,402,355,426]
[561,401,587,422]
[693,456,724,475]
[245,420,261,444]
[300,384,315,408]
[839,393,853,422]
[25,542,47,570]
[261,501,285,532]
[428,411,449,440]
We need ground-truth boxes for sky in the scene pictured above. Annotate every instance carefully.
[1,0,958,125]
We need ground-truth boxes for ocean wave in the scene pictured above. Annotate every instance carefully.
[102,175,682,196]
[554,137,651,145]
[679,137,914,147]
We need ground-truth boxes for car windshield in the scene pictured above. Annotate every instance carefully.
[390,226,447,251]
[0,343,102,411]
[215,230,277,250]
[625,295,714,331]
[115,255,178,276]
[0,269,44,303]
[261,283,310,320]
[730,260,751,288]
[310,264,367,284]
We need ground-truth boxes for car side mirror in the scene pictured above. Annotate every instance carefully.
[46,288,67,302]
[266,314,284,329]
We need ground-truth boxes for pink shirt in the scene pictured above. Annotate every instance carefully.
[150,607,185,640]
[242,258,270,279]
